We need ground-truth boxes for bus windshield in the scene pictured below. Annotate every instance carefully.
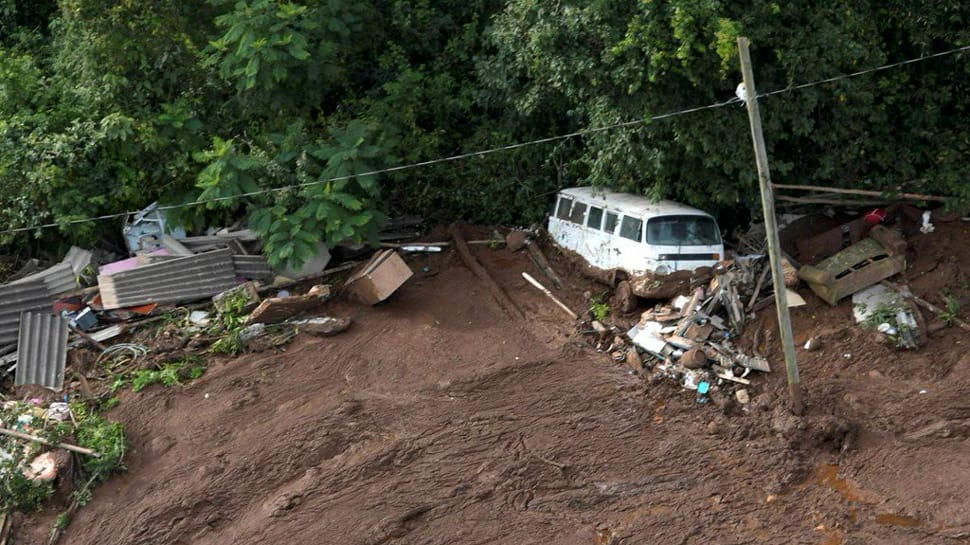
[646,215,721,246]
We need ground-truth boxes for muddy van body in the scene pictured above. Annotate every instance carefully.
[548,187,724,279]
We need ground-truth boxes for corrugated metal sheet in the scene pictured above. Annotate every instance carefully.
[233,255,274,282]
[180,235,246,255]
[14,311,68,390]
[98,248,237,309]
[138,254,180,266]
[10,262,77,297]
[63,246,93,276]
[0,279,55,346]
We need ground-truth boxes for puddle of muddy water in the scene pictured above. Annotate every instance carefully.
[811,463,878,504]
[807,463,927,541]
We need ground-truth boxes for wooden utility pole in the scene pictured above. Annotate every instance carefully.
[737,37,804,415]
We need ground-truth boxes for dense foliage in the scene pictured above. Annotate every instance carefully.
[0,1,967,266]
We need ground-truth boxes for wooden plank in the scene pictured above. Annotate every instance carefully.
[772,183,946,202]
[522,272,577,320]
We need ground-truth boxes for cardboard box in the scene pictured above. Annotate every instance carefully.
[345,250,412,305]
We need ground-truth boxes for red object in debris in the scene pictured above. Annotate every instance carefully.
[864,208,887,225]
[53,297,83,316]
[124,303,158,315]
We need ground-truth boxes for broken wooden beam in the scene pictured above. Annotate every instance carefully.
[525,241,563,290]
[772,183,947,202]
[521,272,577,320]
[449,224,524,320]
[674,287,705,336]
[70,325,107,352]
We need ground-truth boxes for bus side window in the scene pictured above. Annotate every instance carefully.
[604,212,619,234]
[556,197,573,220]
[569,201,587,224]
[619,216,643,242]
[587,206,604,230]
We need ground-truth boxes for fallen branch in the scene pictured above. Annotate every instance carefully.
[47,471,101,545]
[880,280,970,332]
[449,225,524,320]
[0,428,100,457]
[521,272,578,319]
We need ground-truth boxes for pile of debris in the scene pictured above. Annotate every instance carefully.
[0,209,417,394]
[603,212,961,405]
[605,257,779,406]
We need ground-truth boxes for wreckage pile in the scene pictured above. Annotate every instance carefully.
[606,214,957,405]
[0,207,425,536]
[0,210,416,394]
[607,256,778,406]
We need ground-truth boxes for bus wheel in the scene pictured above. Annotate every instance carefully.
[612,280,637,313]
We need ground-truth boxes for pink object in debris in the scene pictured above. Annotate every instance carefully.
[98,249,169,276]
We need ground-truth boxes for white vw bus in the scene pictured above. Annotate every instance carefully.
[548,187,724,276]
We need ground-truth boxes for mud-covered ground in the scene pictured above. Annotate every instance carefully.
[13,222,970,544]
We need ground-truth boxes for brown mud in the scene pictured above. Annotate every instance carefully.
[13,222,970,544]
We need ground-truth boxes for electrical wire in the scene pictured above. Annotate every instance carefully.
[1,43,967,236]
[760,44,970,99]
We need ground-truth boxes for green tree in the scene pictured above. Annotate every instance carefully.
[483,0,970,213]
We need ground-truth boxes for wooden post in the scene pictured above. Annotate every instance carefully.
[738,37,804,415]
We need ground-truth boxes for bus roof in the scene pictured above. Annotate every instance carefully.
[558,187,712,219]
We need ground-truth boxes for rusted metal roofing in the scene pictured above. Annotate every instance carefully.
[0,279,55,347]
[14,311,69,390]
[97,248,238,309]
[232,255,274,282]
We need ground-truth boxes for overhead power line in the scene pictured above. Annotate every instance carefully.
[760,43,970,98]
[2,43,968,236]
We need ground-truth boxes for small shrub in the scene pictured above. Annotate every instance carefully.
[589,296,610,322]
[210,329,244,355]
[938,290,961,326]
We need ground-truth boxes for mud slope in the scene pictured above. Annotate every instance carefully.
[16,223,970,544]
